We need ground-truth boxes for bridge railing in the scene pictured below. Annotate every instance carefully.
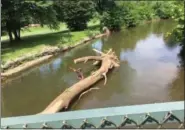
[1,101,184,129]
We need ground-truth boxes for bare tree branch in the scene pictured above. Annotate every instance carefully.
[39,49,120,114]
[74,56,102,64]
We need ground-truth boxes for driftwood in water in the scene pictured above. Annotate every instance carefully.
[39,48,119,114]
[1,55,53,78]
[69,67,84,80]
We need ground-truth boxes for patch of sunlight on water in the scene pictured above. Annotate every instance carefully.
[92,40,103,51]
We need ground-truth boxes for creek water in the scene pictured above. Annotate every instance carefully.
[1,20,184,117]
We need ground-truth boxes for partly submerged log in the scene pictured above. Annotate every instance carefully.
[39,49,119,114]
[1,55,53,78]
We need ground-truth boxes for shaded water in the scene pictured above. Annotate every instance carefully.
[1,20,184,117]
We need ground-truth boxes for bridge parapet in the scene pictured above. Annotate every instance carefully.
[1,101,184,129]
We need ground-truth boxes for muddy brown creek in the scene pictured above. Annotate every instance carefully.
[1,20,184,117]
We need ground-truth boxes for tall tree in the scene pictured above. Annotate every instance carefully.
[53,0,95,31]
[1,0,59,42]
[93,0,116,15]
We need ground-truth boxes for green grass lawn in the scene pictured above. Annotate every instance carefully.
[1,23,67,42]
[1,20,100,64]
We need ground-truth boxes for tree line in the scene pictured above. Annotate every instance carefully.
[1,0,184,43]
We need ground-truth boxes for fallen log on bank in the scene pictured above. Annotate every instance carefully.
[39,48,120,114]
[1,33,108,79]
[1,55,53,79]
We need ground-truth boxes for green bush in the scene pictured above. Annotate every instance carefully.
[120,2,140,27]
[99,1,182,31]
[54,0,95,31]
[137,2,154,21]
[162,1,184,67]
[100,6,123,31]
[165,1,184,43]
[153,1,173,19]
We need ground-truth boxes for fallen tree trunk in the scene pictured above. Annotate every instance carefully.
[1,55,53,79]
[39,49,119,114]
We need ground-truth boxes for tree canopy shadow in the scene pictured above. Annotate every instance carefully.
[1,24,100,56]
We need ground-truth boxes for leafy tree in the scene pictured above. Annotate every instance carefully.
[100,6,123,31]
[165,1,184,43]
[92,0,116,15]
[53,0,95,31]
[153,1,173,19]
[1,0,59,42]
[171,1,184,67]
[164,1,184,67]
[119,2,141,28]
[136,2,154,21]
[100,1,149,31]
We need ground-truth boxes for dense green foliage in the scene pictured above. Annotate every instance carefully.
[169,1,184,42]
[53,0,95,31]
[100,1,152,30]
[100,6,123,31]
[1,0,59,42]
[120,2,140,28]
[153,1,173,19]
[1,0,184,69]
[100,1,184,31]
[92,0,116,15]
[2,0,184,44]
[137,2,154,21]
[170,1,184,67]
[161,1,184,67]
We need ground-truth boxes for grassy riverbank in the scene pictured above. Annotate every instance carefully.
[1,20,100,64]
[0,18,162,66]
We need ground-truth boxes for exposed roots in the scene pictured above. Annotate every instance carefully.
[84,58,88,63]
[39,48,120,114]
[79,87,100,100]
[102,72,107,85]
[109,64,113,69]
[93,61,100,66]
[73,87,100,107]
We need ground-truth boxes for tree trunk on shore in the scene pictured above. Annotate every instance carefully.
[13,29,21,41]
[6,20,21,42]
[39,48,119,114]
[8,30,13,42]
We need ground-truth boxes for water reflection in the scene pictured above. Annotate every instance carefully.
[62,73,78,86]
[39,64,51,77]
[179,44,185,67]
[92,40,103,51]
[120,33,180,88]
[168,69,184,100]
[52,58,62,72]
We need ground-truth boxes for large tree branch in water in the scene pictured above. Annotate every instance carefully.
[74,56,102,64]
[39,49,120,114]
